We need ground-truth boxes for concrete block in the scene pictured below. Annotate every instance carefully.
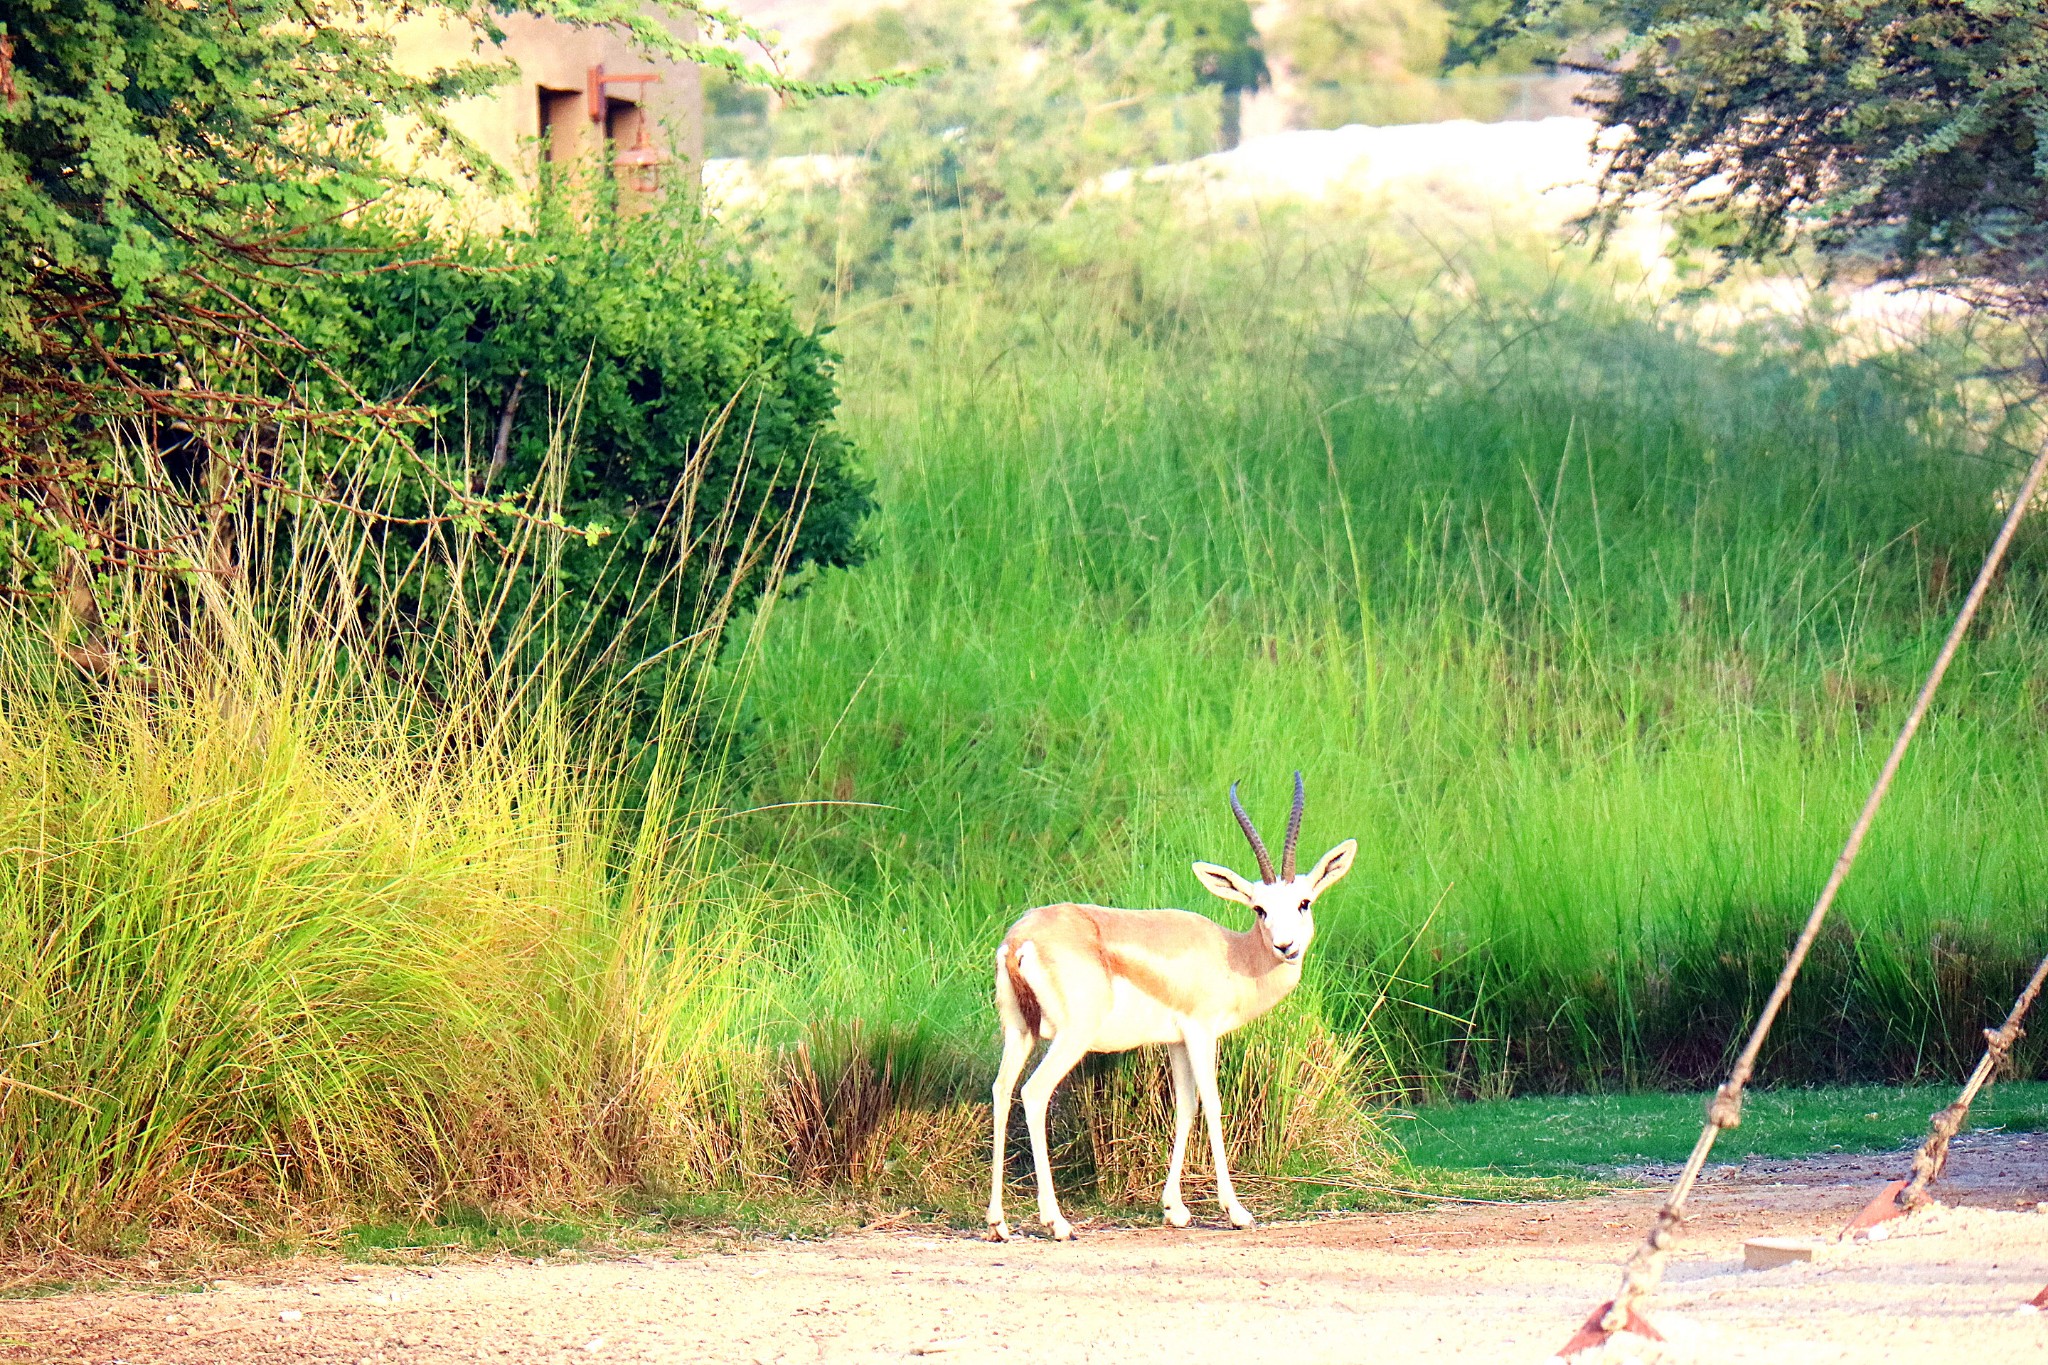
[1744,1236,1819,1270]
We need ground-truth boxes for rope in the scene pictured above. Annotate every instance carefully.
[1597,433,2048,1337]
[1898,949,2048,1211]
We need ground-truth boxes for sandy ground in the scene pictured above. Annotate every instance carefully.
[6,1132,2047,1365]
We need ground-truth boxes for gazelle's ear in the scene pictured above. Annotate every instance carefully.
[1191,861,1258,906]
[1309,840,1357,894]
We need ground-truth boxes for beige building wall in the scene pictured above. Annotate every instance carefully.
[388,8,705,219]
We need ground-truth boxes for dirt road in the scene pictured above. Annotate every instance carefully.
[8,1133,2047,1364]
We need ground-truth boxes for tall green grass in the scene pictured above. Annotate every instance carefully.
[0,429,792,1254]
[734,204,2048,1098]
[13,192,2048,1259]
[0,384,1378,1260]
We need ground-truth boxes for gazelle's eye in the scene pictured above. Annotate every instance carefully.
[1299,899,1311,912]
[1254,906,1266,918]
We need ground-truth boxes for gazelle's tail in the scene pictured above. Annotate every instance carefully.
[997,938,1045,1039]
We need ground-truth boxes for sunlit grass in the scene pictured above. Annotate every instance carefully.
[735,203,2048,1100]
[0,414,805,1258]
[0,562,771,1257]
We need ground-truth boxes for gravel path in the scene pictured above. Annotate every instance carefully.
[7,1133,2046,1364]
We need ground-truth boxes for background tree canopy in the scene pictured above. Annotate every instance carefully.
[744,0,1213,303]
[1023,0,1267,143]
[0,1,878,715]
[1024,0,1268,91]
[0,1,849,424]
[1480,1,2048,309]
[1265,0,1586,127]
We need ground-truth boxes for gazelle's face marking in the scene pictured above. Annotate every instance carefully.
[1250,876,1316,963]
[1191,840,1357,964]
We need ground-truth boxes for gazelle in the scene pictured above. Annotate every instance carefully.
[987,773,1356,1241]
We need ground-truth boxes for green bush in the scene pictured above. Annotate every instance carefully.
[309,189,872,717]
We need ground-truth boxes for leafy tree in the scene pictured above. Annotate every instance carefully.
[1269,0,1456,127]
[0,0,882,585]
[1476,1,2048,311]
[1441,0,1611,73]
[1023,0,1268,146]
[1,0,897,712]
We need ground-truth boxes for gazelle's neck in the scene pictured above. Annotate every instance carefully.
[1223,924,1303,1026]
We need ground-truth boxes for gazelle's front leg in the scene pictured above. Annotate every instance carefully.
[1161,1042,1196,1228]
[1183,1029,1253,1228]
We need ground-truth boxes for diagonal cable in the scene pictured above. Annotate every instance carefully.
[1583,432,2048,1342]
[1897,949,2048,1211]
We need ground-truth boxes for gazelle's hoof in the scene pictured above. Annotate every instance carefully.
[1163,1203,1192,1229]
[987,1220,1013,1243]
[1046,1217,1075,1241]
[1226,1204,1255,1229]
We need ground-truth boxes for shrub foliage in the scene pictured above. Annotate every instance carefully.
[1489,1,2048,307]
[315,191,871,709]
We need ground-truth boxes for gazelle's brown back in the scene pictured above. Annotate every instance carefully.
[1001,902,1236,1027]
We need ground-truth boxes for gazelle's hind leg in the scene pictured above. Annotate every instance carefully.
[1020,1032,1092,1240]
[1161,1042,1196,1228]
[986,1016,1035,1242]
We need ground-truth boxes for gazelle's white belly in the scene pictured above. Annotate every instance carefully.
[1088,975,1185,1052]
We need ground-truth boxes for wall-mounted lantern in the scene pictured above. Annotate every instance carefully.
[587,64,659,123]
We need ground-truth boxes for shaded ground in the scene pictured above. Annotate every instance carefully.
[6,1132,2046,1364]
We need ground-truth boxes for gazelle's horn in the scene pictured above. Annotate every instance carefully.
[1229,781,1277,884]
[1281,770,1305,880]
